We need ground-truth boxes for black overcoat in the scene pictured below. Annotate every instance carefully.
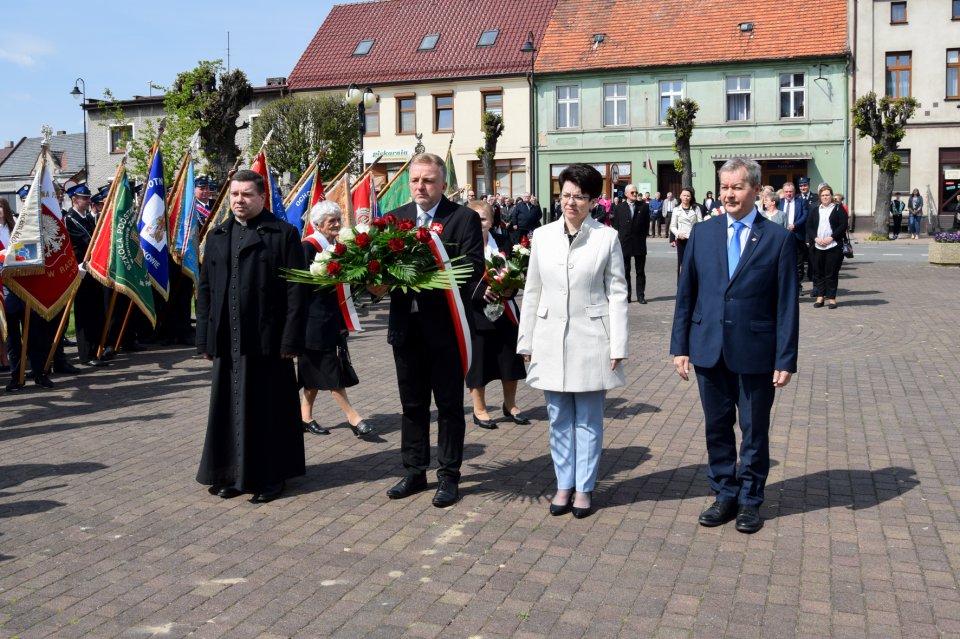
[610,200,651,256]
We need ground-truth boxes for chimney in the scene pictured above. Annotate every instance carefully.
[4,141,13,148]
[56,130,67,136]
[266,77,287,87]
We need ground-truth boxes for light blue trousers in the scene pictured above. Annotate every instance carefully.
[543,389,606,492]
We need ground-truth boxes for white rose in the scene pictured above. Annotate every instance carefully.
[309,261,324,276]
[315,248,333,263]
[354,222,370,234]
[338,227,355,242]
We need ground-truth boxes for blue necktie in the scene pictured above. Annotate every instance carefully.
[728,220,744,278]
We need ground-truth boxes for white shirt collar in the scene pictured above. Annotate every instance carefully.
[728,207,759,230]
[416,200,441,222]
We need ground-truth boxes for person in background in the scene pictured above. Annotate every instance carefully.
[761,192,788,228]
[649,192,664,237]
[889,194,905,240]
[702,191,717,215]
[0,199,16,373]
[662,191,677,240]
[778,182,808,294]
[610,184,650,303]
[517,163,629,519]
[908,188,924,239]
[670,187,703,275]
[807,184,847,309]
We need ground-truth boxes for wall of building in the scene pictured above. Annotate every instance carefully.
[535,57,849,209]
[853,0,960,228]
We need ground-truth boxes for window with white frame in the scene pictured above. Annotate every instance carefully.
[109,124,133,153]
[659,80,683,124]
[726,75,752,121]
[779,73,805,118]
[556,85,580,129]
[603,82,627,127]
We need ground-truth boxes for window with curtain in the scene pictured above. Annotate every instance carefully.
[726,75,752,121]
[603,82,627,127]
[556,85,579,129]
[659,80,683,124]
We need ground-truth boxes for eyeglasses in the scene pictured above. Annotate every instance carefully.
[560,193,591,203]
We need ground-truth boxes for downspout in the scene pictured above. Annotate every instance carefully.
[849,0,858,231]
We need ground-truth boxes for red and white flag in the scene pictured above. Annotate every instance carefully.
[1,148,81,320]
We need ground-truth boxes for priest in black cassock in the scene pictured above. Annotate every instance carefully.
[195,169,306,504]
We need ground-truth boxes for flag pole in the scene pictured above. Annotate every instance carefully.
[283,152,325,210]
[378,156,414,199]
[97,290,119,359]
[348,155,384,194]
[197,154,242,244]
[325,160,352,194]
[43,156,127,373]
[113,299,135,351]
[19,302,32,386]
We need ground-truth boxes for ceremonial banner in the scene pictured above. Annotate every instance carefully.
[87,169,157,326]
[172,162,200,285]
[283,165,325,234]
[351,173,378,223]
[251,150,287,220]
[378,164,410,213]
[1,149,81,320]
[444,146,459,197]
[165,150,191,257]
[138,147,170,298]
[326,175,354,227]
[0,234,6,341]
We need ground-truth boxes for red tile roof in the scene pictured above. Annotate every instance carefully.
[536,0,848,74]
[288,0,557,90]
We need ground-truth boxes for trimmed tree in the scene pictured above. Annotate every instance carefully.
[249,94,359,183]
[475,112,504,196]
[666,98,699,191]
[851,92,919,236]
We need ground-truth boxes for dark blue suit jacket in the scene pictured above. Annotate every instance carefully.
[778,197,808,241]
[670,212,799,374]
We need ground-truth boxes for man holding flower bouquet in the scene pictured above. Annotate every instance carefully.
[370,153,484,508]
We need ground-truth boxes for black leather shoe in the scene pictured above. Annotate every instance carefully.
[102,346,116,360]
[698,500,738,527]
[386,474,427,499]
[349,420,375,438]
[54,362,81,374]
[250,481,284,503]
[84,359,108,367]
[208,485,242,499]
[432,479,459,508]
[473,413,498,429]
[549,494,572,516]
[735,505,763,533]
[813,300,825,308]
[639,296,647,304]
[571,493,593,519]
[502,404,531,425]
[34,374,54,389]
[5,380,24,392]
[303,420,330,435]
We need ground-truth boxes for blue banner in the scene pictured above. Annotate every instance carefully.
[137,149,170,297]
[283,173,313,233]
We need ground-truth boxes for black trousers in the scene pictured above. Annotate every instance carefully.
[5,305,48,381]
[392,315,467,482]
[890,214,902,237]
[73,276,106,362]
[794,237,809,282]
[623,253,646,301]
[675,239,688,277]
[810,244,843,299]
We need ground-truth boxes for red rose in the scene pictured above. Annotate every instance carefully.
[520,234,531,248]
[415,227,432,243]
[383,214,399,226]
[397,218,414,232]
[368,259,381,274]
[430,222,444,234]
[333,242,347,256]
[326,261,342,276]
[354,232,371,248]
[388,238,406,253]
[370,218,386,230]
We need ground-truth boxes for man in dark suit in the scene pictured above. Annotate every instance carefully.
[670,157,799,534]
[509,192,540,245]
[64,184,106,369]
[372,153,484,508]
[610,183,650,304]
[778,181,808,291]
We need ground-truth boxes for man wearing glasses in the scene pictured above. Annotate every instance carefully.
[610,184,650,304]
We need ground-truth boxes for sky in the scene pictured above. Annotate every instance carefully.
[0,0,337,144]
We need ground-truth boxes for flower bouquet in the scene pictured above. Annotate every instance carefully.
[482,235,531,321]
[282,214,473,293]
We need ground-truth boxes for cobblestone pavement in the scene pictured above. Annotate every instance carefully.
[1,246,959,638]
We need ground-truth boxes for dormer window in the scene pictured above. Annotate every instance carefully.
[353,39,374,56]
[477,29,499,47]
[418,34,440,51]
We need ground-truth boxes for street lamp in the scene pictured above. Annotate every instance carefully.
[520,32,537,208]
[345,83,376,172]
[69,77,88,180]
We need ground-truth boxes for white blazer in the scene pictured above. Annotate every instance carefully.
[517,216,629,392]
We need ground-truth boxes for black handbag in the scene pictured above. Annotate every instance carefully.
[842,236,854,259]
[336,334,360,388]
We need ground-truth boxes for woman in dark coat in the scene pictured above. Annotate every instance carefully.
[806,183,848,309]
[299,201,374,438]
[466,200,530,429]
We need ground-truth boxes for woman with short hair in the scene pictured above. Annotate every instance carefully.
[806,184,847,309]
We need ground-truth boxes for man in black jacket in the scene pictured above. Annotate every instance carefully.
[371,153,484,508]
[610,184,651,304]
[196,170,307,504]
[509,192,540,245]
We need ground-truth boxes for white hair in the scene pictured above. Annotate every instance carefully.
[309,200,342,226]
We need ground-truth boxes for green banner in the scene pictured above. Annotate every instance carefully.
[109,172,157,326]
[379,165,410,213]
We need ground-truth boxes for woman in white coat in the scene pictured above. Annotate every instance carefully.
[517,164,629,519]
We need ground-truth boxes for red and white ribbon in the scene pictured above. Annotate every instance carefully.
[304,234,363,332]
[426,230,472,376]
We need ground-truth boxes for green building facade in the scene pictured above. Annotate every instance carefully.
[534,56,850,209]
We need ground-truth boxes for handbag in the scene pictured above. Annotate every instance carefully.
[842,233,854,259]
[336,333,360,388]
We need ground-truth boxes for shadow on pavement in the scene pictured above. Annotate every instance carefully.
[0,462,108,490]
[767,466,919,514]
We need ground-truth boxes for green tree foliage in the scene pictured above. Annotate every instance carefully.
[475,112,504,196]
[249,94,360,183]
[851,92,919,235]
[666,98,699,191]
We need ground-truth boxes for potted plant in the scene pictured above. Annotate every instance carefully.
[929,232,960,265]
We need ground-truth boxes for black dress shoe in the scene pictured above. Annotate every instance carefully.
[102,346,116,360]
[84,359,109,367]
[303,420,330,435]
[735,505,763,533]
[813,300,825,308]
[571,493,593,519]
[34,374,55,389]
[349,420,375,438]
[54,362,82,374]
[5,380,24,392]
[698,500,738,527]
[386,474,427,499]
[501,404,530,425]
[549,494,572,516]
[208,485,242,499]
[250,481,284,503]
[432,479,459,508]
[639,296,647,304]
[473,413,498,429]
